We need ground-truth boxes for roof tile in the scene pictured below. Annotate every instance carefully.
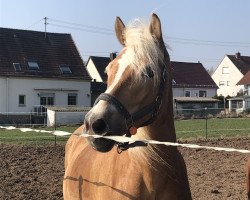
[0,27,91,80]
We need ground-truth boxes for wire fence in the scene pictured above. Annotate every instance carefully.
[174,107,250,139]
[0,108,249,145]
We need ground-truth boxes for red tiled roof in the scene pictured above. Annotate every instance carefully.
[237,70,250,85]
[171,61,218,88]
[0,27,91,80]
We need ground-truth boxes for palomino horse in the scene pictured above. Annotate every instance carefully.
[63,13,192,200]
[247,157,250,199]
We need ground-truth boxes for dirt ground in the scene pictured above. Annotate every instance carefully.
[0,138,249,200]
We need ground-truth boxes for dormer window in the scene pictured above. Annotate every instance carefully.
[59,64,72,74]
[13,63,21,72]
[28,61,39,70]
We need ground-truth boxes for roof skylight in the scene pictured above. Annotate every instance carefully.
[28,61,39,70]
[13,63,21,72]
[59,65,72,74]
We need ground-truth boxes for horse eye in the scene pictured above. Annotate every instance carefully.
[145,67,154,78]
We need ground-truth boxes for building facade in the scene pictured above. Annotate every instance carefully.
[0,28,91,120]
[212,52,250,97]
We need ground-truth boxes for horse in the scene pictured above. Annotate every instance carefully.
[247,157,250,199]
[63,13,192,200]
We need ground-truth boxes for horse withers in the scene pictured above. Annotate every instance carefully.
[63,13,192,200]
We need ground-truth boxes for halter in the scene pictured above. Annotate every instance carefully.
[94,67,167,153]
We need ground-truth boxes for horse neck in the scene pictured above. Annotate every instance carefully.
[138,77,176,143]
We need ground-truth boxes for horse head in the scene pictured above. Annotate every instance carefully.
[84,13,170,152]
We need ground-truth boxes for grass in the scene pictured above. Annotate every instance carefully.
[175,118,250,139]
[0,118,250,145]
[0,126,78,145]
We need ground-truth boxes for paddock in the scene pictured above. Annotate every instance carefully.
[0,137,249,200]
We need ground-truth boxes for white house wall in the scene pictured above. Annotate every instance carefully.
[0,77,91,113]
[86,59,103,82]
[172,87,216,98]
[212,56,243,97]
[0,78,7,112]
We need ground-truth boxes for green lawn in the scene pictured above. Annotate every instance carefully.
[175,118,250,139]
[0,118,250,145]
[0,126,78,145]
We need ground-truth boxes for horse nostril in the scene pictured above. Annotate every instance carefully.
[92,119,107,135]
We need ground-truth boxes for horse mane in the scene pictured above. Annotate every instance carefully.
[123,18,165,84]
[122,19,174,170]
[128,130,173,171]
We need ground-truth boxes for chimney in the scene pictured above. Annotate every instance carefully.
[110,52,117,61]
[235,52,241,59]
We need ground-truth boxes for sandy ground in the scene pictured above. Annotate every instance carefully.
[0,138,249,200]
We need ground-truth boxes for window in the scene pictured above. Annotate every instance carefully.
[247,101,250,108]
[219,81,225,86]
[13,63,21,72]
[222,67,229,74]
[199,90,207,97]
[28,61,39,70]
[40,93,55,106]
[68,93,77,105]
[19,95,26,106]
[184,91,191,97]
[60,65,72,74]
[40,97,54,105]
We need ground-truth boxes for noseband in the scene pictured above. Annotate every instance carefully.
[94,67,167,152]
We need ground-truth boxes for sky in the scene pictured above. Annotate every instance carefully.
[1,0,250,70]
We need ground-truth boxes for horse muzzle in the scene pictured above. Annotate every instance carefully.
[84,107,127,152]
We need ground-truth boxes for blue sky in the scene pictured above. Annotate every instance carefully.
[1,0,250,69]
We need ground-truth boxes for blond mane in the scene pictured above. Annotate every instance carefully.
[123,18,165,84]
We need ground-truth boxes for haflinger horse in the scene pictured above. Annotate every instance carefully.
[63,13,192,200]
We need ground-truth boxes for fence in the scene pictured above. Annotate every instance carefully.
[0,111,47,126]
[0,108,249,145]
[174,107,250,139]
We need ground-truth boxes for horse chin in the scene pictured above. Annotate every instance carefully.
[88,138,115,153]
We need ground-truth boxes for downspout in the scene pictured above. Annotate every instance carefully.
[6,77,9,114]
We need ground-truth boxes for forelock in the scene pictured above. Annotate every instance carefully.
[123,18,165,84]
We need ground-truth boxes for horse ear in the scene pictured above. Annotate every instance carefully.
[149,13,162,40]
[115,17,126,46]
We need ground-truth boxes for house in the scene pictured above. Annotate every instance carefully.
[212,52,250,97]
[86,54,116,105]
[0,27,91,123]
[86,56,110,82]
[227,96,250,114]
[171,61,218,98]
[237,69,250,96]
[226,70,250,113]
